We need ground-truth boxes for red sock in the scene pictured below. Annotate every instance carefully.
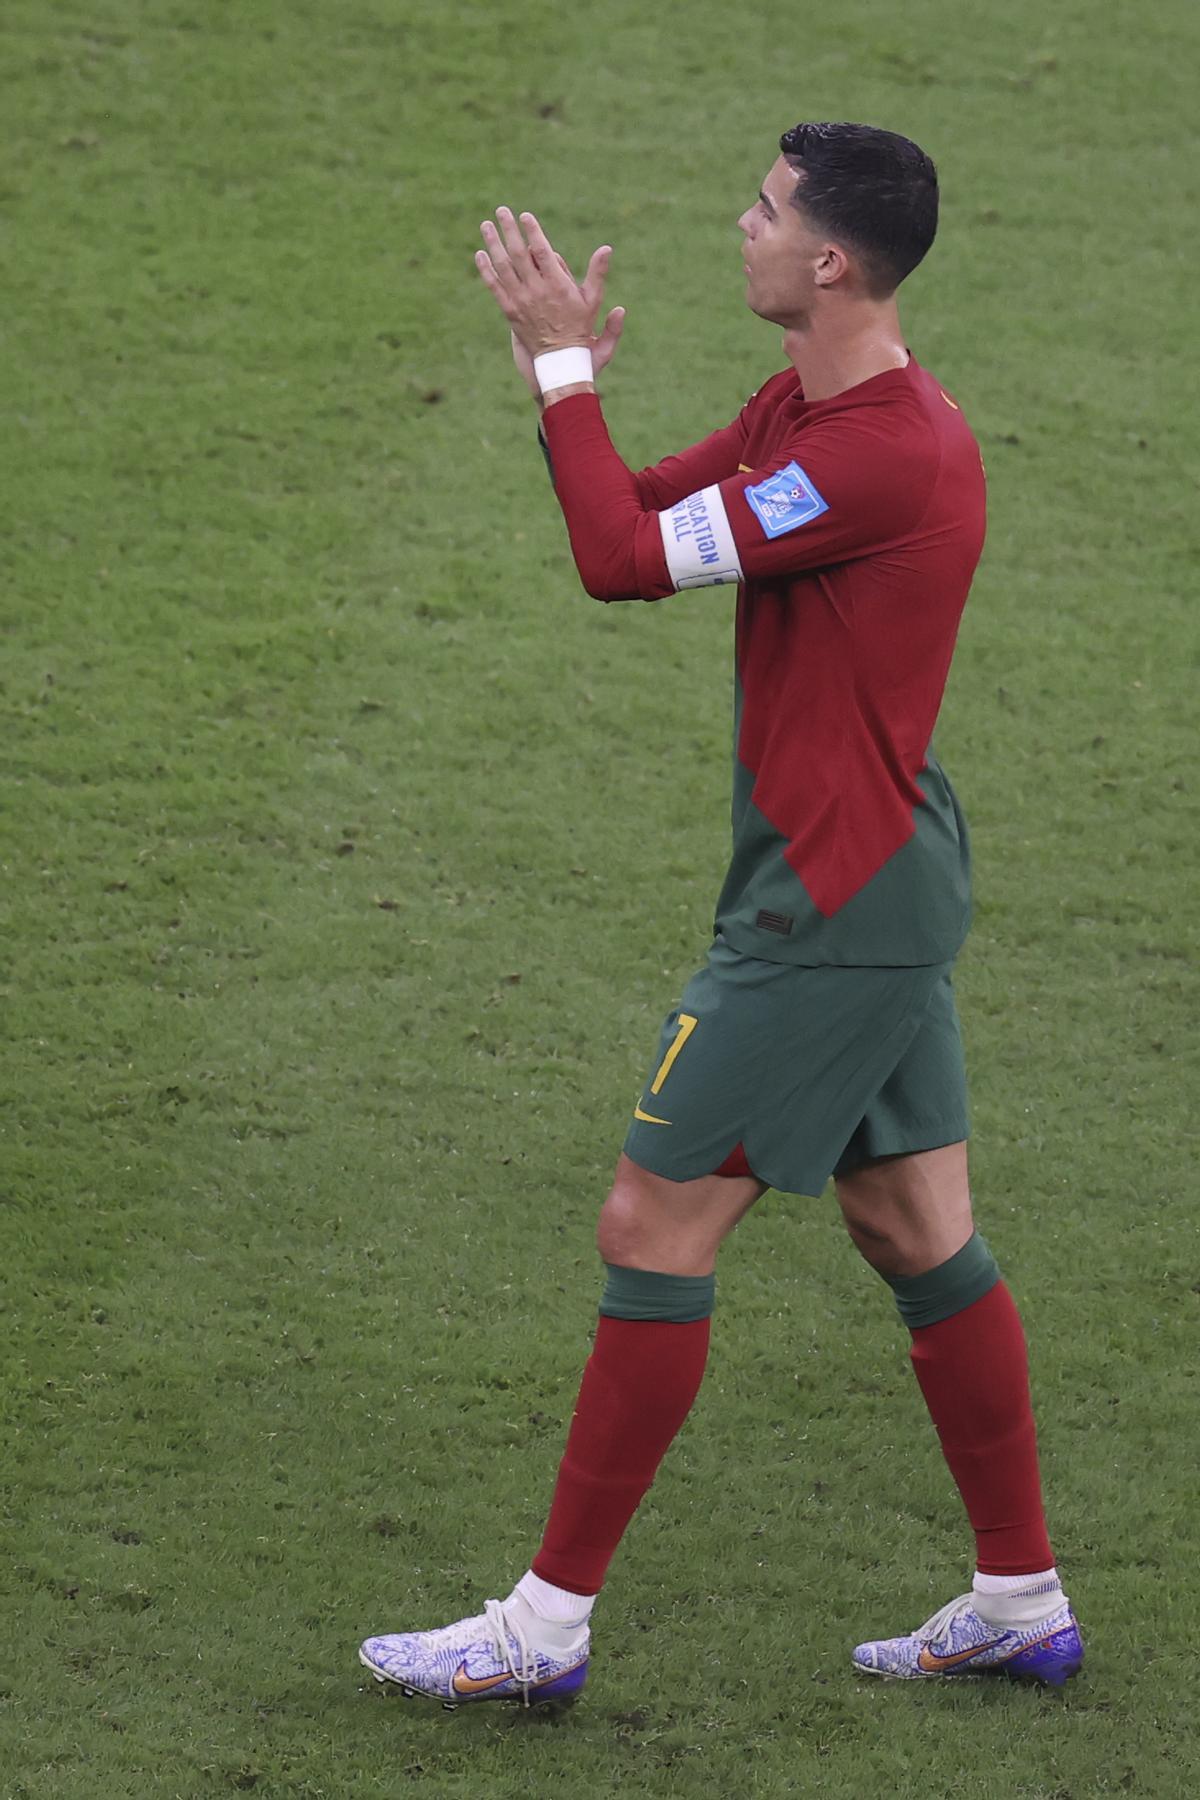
[909,1280,1054,1575]
[532,1314,711,1596]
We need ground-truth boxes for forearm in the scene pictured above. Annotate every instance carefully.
[538,383,759,514]
[535,382,595,489]
[535,380,594,485]
[533,379,592,435]
[539,392,670,602]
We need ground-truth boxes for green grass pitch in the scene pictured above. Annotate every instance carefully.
[2,0,1198,1793]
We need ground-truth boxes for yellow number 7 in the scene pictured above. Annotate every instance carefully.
[650,1013,698,1095]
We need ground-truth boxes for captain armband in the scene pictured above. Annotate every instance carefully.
[657,485,744,592]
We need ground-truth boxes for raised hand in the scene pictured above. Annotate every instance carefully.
[564,251,626,377]
[475,208,625,398]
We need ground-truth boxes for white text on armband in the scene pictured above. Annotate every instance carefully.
[657,485,744,591]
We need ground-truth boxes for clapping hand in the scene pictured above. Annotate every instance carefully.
[475,207,626,400]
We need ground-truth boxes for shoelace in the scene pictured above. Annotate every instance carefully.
[482,1598,538,1706]
[915,1591,977,1646]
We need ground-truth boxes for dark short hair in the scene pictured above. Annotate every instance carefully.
[779,121,938,296]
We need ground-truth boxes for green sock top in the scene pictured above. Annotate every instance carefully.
[600,1263,716,1322]
[885,1231,1000,1329]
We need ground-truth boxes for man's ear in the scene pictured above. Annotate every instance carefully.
[813,244,850,289]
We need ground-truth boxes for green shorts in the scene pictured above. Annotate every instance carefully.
[623,936,969,1196]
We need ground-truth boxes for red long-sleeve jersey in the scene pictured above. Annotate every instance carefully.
[539,360,987,965]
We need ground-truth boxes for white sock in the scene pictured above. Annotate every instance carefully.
[502,1570,594,1657]
[973,1566,1063,1627]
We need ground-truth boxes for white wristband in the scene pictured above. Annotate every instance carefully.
[533,345,594,395]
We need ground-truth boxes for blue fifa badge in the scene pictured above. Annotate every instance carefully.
[744,461,829,539]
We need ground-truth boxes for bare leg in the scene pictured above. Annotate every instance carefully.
[834,1141,973,1276]
[596,1150,767,1275]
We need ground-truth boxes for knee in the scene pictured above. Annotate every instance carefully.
[837,1175,895,1246]
[835,1173,930,1279]
[593,1152,760,1277]
[841,1207,903,1274]
[595,1187,645,1268]
[837,1187,975,1281]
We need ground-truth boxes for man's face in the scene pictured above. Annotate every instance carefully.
[737,155,830,324]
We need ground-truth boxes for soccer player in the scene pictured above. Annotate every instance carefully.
[360,122,1083,1706]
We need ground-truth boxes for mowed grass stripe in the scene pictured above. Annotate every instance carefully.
[2,0,1197,1793]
